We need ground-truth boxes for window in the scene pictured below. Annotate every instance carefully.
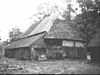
[75,42,84,47]
[62,40,74,47]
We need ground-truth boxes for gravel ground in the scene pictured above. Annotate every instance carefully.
[0,58,100,74]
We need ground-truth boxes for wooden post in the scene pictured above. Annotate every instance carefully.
[84,42,88,59]
[74,41,77,58]
[73,48,74,58]
[30,46,36,60]
[70,47,72,58]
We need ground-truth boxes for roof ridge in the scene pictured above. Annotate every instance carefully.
[21,16,46,37]
[14,32,46,41]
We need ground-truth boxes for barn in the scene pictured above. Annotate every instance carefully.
[5,13,87,60]
[43,19,86,59]
[87,29,100,63]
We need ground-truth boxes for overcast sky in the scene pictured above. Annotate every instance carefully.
[0,0,79,41]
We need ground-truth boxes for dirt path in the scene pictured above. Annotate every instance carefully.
[0,58,100,74]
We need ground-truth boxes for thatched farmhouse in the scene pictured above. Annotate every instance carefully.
[87,29,100,63]
[5,13,87,60]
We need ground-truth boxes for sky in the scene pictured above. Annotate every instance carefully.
[0,0,79,42]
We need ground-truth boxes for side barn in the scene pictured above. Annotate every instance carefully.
[5,32,46,60]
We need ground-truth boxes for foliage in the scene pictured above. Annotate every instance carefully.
[32,1,75,22]
[74,0,100,46]
[63,2,76,21]
[32,3,62,22]
[77,0,100,13]
[9,28,22,42]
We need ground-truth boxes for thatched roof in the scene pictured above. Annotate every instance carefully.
[22,13,64,37]
[22,13,85,41]
[44,21,85,41]
[5,32,46,49]
[21,20,42,37]
[5,14,59,49]
[28,14,60,36]
[5,14,85,49]
[88,29,100,47]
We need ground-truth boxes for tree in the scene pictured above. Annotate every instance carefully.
[63,3,75,21]
[31,2,67,23]
[9,28,22,42]
[74,0,100,46]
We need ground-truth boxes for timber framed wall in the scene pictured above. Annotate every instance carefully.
[44,39,86,59]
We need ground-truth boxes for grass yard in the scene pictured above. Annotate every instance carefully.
[0,57,100,74]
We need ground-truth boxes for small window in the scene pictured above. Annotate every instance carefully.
[75,42,84,47]
[62,40,74,47]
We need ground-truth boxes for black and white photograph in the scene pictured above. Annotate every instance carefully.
[0,0,100,74]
